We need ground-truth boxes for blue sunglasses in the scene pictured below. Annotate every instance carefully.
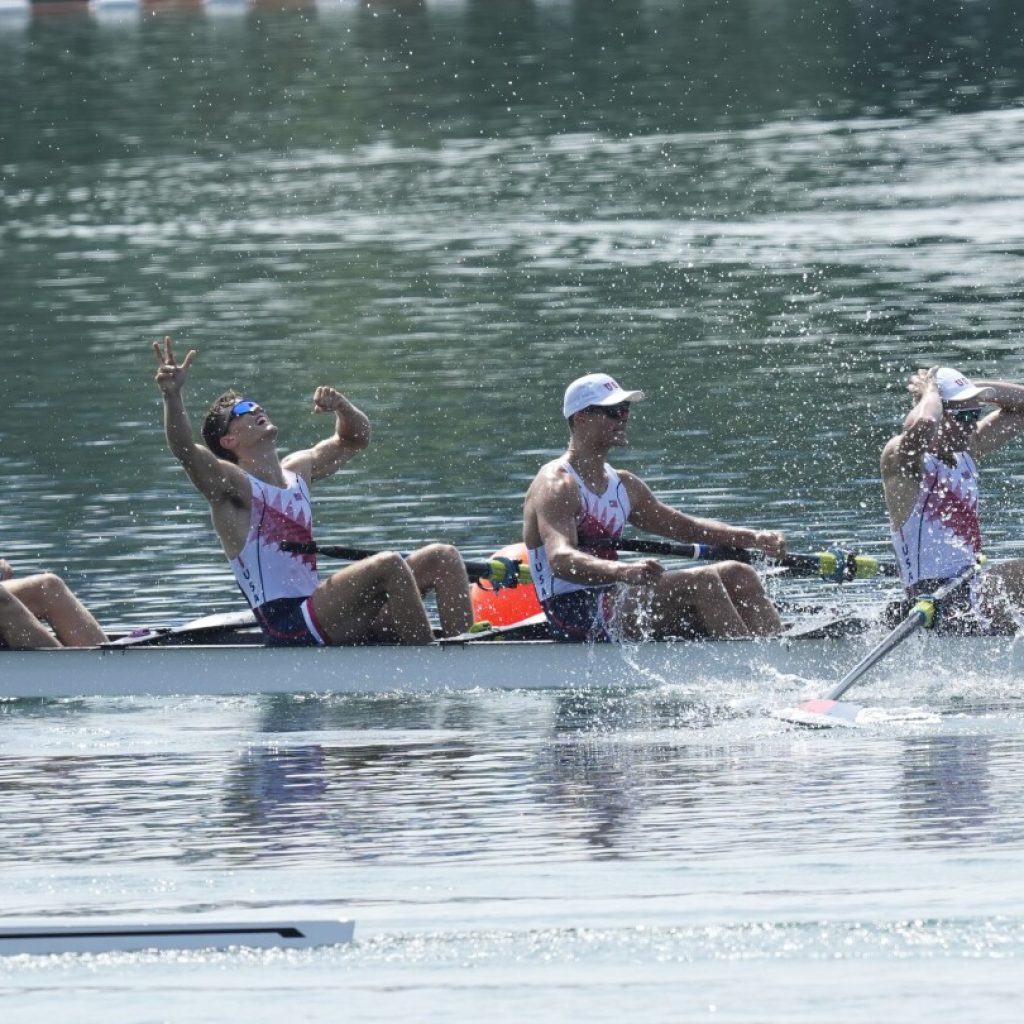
[950,407,982,425]
[229,400,259,420]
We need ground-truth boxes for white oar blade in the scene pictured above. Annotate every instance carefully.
[775,700,941,729]
[773,698,871,728]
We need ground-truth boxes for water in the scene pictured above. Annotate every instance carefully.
[4,686,1024,1021]
[3,0,1024,1019]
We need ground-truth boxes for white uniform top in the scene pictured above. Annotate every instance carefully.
[890,451,981,590]
[229,470,320,609]
[527,460,631,602]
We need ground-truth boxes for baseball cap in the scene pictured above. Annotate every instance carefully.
[935,367,984,404]
[563,373,646,419]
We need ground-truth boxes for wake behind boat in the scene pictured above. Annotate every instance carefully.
[2,613,1022,700]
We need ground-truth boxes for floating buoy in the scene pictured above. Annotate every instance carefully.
[471,542,542,626]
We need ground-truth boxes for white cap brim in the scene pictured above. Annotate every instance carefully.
[944,384,984,403]
[592,388,645,407]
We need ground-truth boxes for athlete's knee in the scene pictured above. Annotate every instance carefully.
[716,561,762,592]
[415,542,454,567]
[658,569,725,612]
[421,543,463,572]
[32,573,70,603]
[435,543,463,565]
[687,565,732,598]
[372,551,409,576]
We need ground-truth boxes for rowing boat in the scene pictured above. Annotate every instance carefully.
[2,618,1022,699]
[0,919,354,956]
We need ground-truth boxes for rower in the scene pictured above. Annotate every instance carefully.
[0,558,107,650]
[522,372,785,641]
[152,337,472,646]
[882,366,1024,633]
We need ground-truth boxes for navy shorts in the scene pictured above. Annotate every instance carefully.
[541,588,618,642]
[254,597,327,647]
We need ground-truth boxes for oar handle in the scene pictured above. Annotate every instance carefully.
[280,541,531,587]
[614,539,897,581]
[464,556,532,587]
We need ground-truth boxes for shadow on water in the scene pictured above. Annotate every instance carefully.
[896,732,1024,848]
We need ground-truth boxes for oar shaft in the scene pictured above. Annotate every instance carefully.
[280,542,530,586]
[287,539,894,585]
[824,610,925,700]
[614,539,897,580]
[823,561,981,700]
[287,542,385,562]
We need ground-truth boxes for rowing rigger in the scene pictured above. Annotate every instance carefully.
[0,919,354,956]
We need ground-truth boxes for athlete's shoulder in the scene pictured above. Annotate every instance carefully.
[881,430,930,477]
[614,467,651,495]
[526,458,579,509]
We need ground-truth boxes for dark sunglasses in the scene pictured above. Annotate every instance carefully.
[950,407,983,425]
[591,402,631,420]
[229,400,259,420]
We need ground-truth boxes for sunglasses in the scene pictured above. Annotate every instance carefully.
[950,407,983,425]
[229,400,259,420]
[591,402,631,420]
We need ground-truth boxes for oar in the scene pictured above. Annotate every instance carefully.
[102,609,259,649]
[279,541,532,588]
[613,538,898,582]
[284,538,892,587]
[776,560,983,727]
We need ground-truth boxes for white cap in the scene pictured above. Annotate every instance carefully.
[563,373,645,419]
[935,367,984,404]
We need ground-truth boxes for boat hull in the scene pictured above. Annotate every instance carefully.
[0,919,354,956]
[2,633,1022,699]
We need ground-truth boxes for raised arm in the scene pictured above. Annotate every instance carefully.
[282,386,371,483]
[622,472,785,557]
[881,368,944,528]
[152,337,247,503]
[970,379,1024,460]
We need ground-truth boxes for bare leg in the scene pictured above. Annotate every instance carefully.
[713,561,783,636]
[616,563,780,639]
[617,566,750,639]
[404,543,473,637]
[310,552,433,646]
[4,573,106,647]
[0,582,61,649]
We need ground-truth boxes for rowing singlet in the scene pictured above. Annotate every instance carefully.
[890,451,981,590]
[527,460,631,602]
[229,470,320,610]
